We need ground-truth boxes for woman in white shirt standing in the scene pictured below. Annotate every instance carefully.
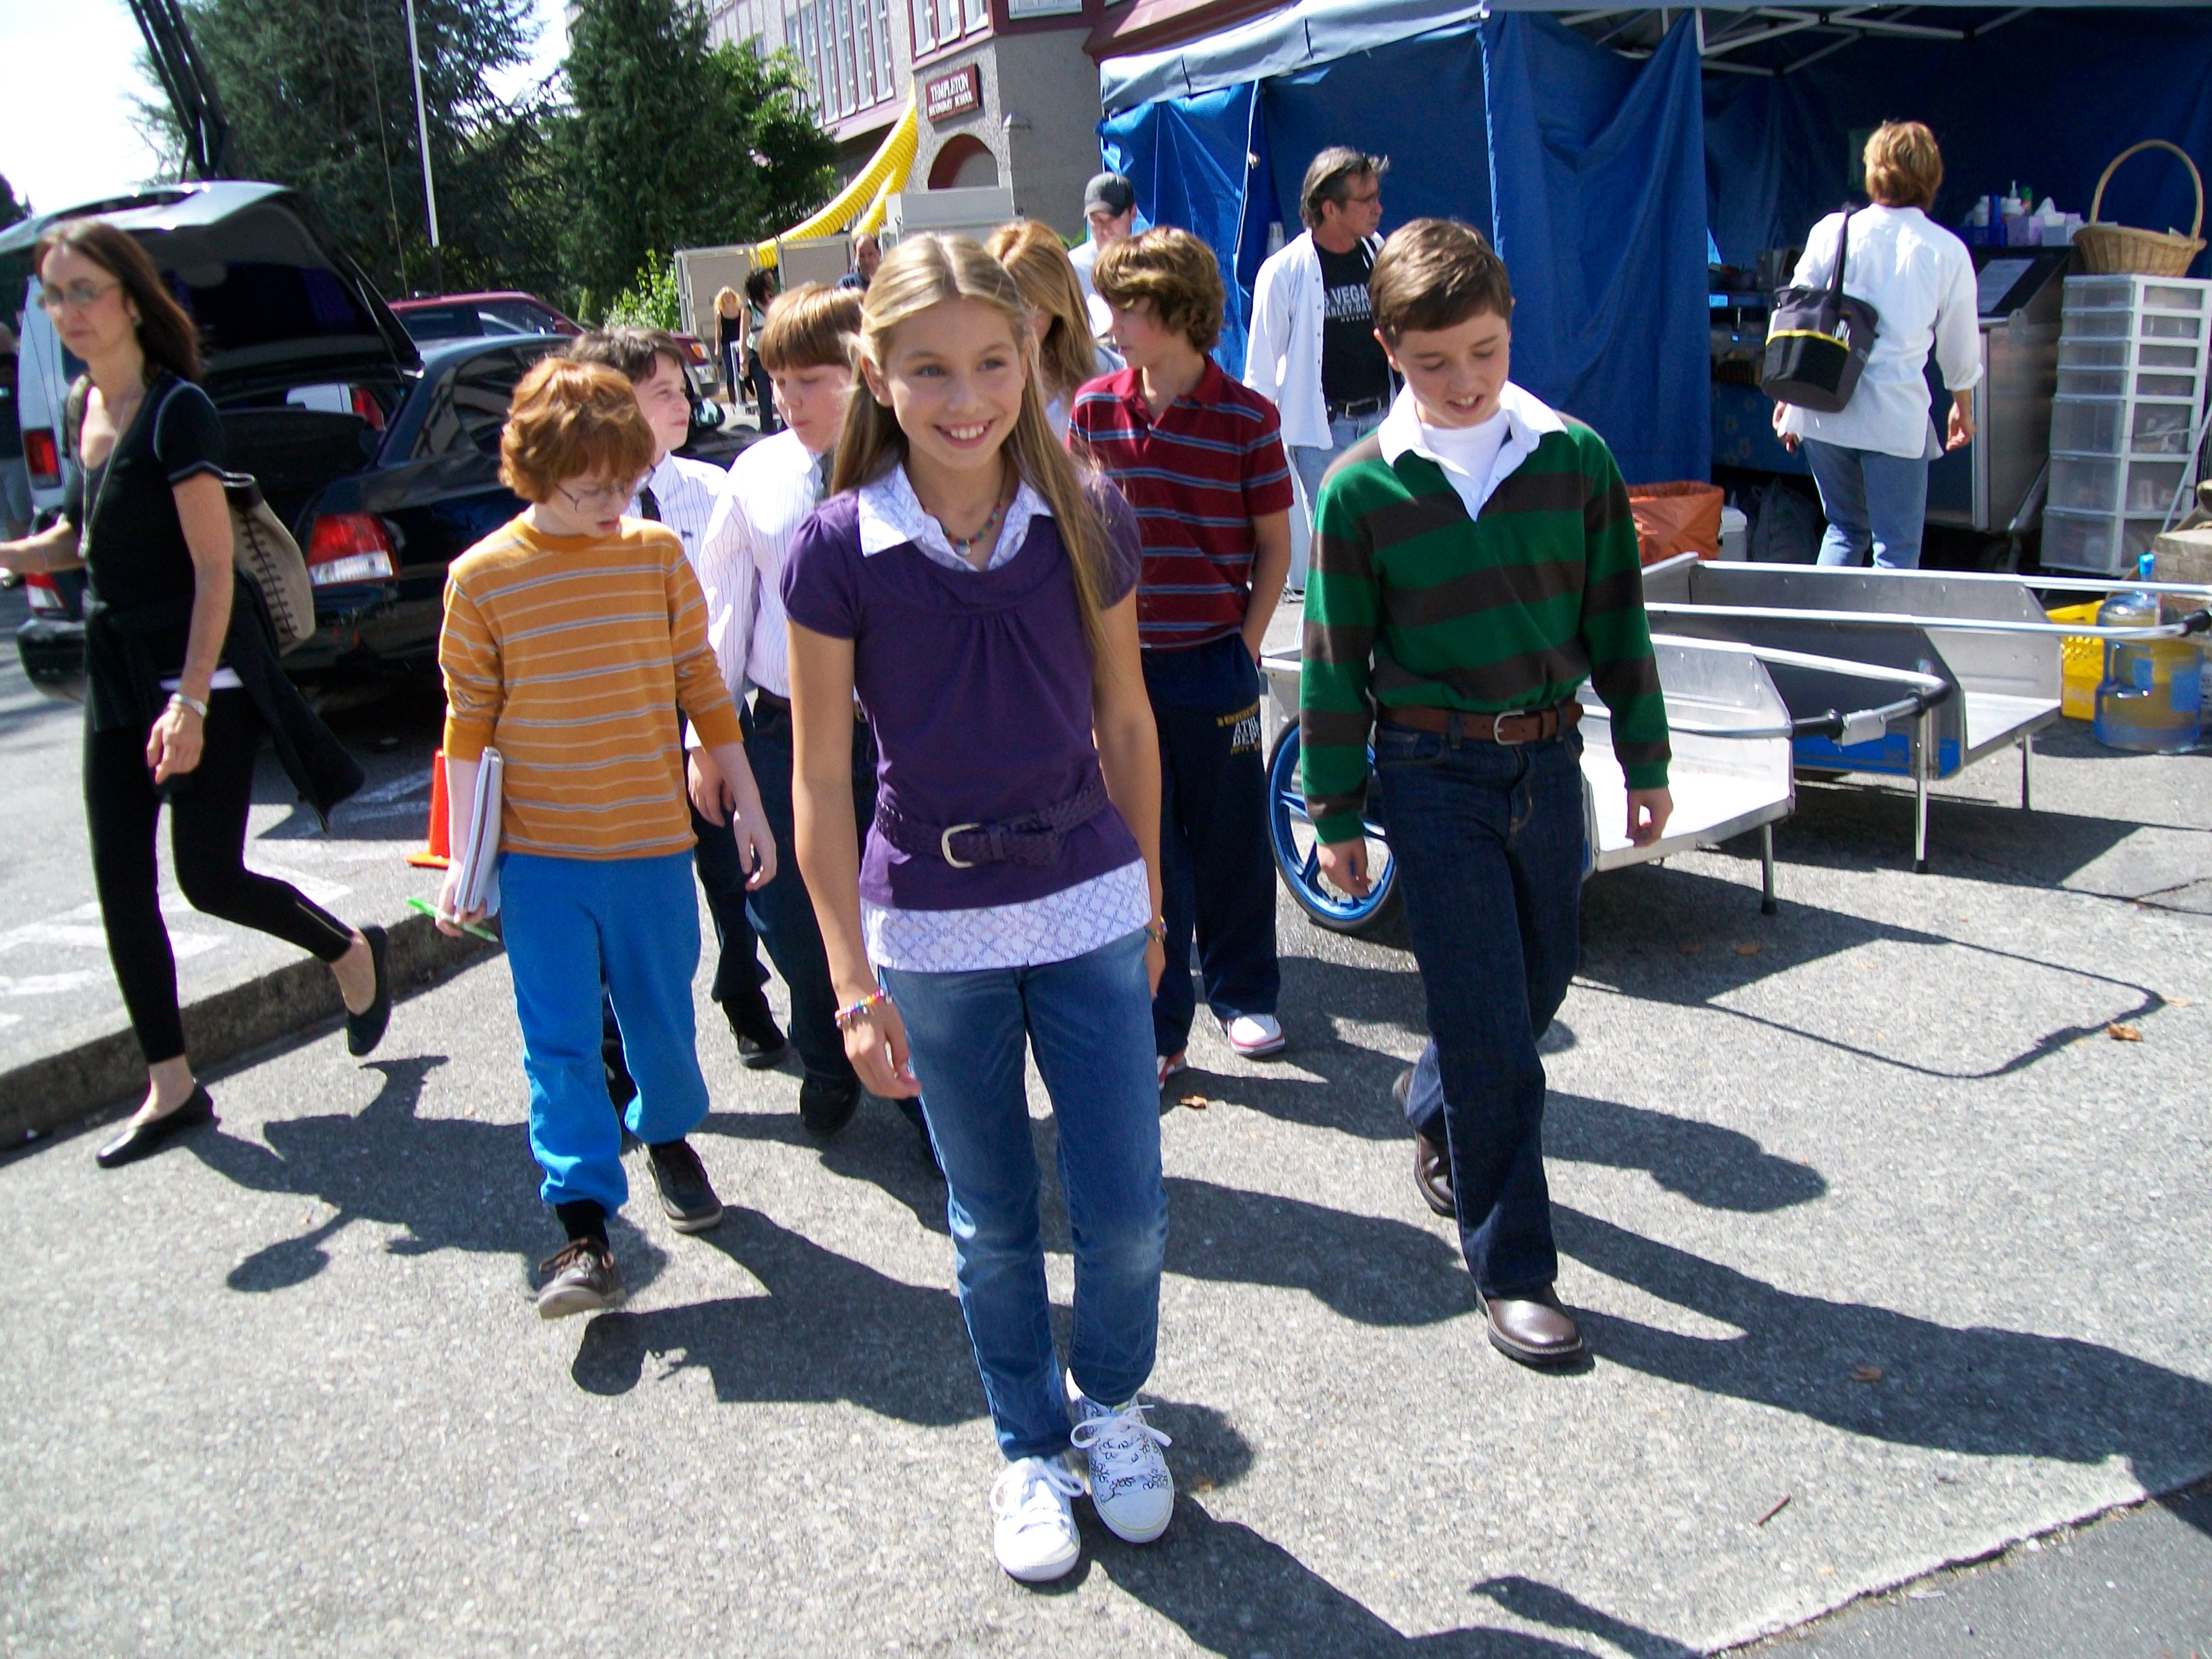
[1774,121,1981,569]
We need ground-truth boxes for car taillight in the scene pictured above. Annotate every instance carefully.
[686,340,709,362]
[24,571,63,612]
[350,388,387,431]
[305,513,397,584]
[23,428,60,488]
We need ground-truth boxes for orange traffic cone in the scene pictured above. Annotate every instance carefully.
[407,749,450,869]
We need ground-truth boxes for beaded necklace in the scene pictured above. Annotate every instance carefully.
[942,467,1018,567]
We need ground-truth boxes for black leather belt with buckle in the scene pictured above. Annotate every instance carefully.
[1329,395,1386,421]
[874,775,1111,869]
[1378,701,1584,746]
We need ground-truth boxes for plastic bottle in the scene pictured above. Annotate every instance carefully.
[2094,554,2204,752]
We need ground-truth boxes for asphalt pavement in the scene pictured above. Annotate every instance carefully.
[3,682,2207,1655]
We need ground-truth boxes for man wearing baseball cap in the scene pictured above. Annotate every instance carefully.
[1070,171,1137,335]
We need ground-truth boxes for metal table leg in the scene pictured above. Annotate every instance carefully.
[1760,822,1778,915]
[1913,709,1931,875]
[2020,732,2034,811]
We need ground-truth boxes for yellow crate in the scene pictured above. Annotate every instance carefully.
[2048,602,2103,720]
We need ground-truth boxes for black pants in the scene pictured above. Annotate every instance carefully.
[1144,636,1280,1055]
[746,356,781,434]
[85,689,355,1066]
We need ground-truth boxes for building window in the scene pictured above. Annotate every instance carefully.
[910,0,983,57]
[788,0,904,119]
[872,0,894,90]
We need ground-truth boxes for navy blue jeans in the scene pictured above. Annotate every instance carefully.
[1379,720,1585,1296]
[882,930,1166,1460]
[711,698,880,1092]
[1144,635,1280,1056]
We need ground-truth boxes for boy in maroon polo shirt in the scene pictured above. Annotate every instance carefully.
[1073,228,1296,1079]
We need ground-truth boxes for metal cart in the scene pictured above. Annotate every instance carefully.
[1637,555,2211,869]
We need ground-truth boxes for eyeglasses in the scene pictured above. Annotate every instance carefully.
[556,477,645,514]
[38,279,120,314]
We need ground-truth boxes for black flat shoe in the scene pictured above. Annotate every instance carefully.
[95,1086,216,1168]
[345,925,391,1057]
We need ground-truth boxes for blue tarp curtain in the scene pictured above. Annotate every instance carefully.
[1101,13,1713,484]
[1705,11,2212,272]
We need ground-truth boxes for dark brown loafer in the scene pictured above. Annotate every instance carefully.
[1482,1288,1585,1367]
[1413,1131,1456,1218]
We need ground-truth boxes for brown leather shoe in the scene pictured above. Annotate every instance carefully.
[1481,1288,1585,1367]
[1413,1131,1456,1218]
[1395,1067,1459,1219]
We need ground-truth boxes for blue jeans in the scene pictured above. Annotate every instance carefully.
[1379,722,1585,1296]
[1803,438,1930,570]
[881,929,1166,1460]
[503,851,711,1215]
[1145,636,1279,1056]
[1289,409,1387,587]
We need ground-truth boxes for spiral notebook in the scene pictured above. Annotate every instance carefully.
[452,748,504,918]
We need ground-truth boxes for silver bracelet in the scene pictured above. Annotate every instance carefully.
[168,691,209,720]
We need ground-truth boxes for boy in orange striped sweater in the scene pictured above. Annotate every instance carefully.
[435,359,776,1318]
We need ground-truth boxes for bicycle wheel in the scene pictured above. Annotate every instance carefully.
[1265,722,1399,934]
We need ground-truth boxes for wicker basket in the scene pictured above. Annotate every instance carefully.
[2073,140,2207,276]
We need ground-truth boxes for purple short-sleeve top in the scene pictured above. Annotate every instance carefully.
[781,468,1143,912]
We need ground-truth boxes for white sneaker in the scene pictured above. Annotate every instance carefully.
[989,1454,1084,1582]
[1067,1375,1175,1544]
[1157,1050,1186,1087]
[1219,1012,1287,1058]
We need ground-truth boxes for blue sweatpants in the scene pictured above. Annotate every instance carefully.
[502,850,710,1214]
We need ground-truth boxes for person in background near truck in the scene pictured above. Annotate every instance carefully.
[435,357,776,1316]
[743,267,782,435]
[985,219,1120,440]
[0,324,30,544]
[1245,147,1393,592]
[1771,121,1979,571]
[1300,218,1672,1369]
[1074,228,1295,1083]
[564,327,788,1098]
[715,287,746,409]
[0,219,391,1169]
[838,234,882,294]
[1068,172,1137,338]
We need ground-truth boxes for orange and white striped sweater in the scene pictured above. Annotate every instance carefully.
[439,515,744,860]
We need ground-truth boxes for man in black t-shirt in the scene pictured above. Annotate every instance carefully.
[1244,148,1392,588]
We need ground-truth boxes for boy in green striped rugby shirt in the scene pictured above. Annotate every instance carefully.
[1299,218,1671,1367]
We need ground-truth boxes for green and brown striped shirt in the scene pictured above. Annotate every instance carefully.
[1299,400,1670,844]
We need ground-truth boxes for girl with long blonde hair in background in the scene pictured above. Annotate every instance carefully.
[780,233,1175,1583]
[985,219,1120,439]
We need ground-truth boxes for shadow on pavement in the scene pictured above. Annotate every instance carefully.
[189,1055,666,1297]
[1578,864,2167,1082]
[1559,1205,2212,1484]
[1094,1496,1687,1657]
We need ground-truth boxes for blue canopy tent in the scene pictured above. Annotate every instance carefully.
[1098,0,2212,488]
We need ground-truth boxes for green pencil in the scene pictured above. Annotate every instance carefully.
[406,895,500,942]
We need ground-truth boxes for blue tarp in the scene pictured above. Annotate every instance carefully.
[1099,13,1712,483]
[1705,10,2212,272]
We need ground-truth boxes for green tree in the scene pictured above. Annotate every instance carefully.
[563,0,834,307]
[140,0,561,302]
[0,174,28,229]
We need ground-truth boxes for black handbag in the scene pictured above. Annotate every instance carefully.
[1761,206,1881,414]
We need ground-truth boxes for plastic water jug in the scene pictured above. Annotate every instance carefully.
[2094,554,2203,753]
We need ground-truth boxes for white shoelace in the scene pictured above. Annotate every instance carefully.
[1070,1398,1173,1489]
[990,1456,1084,1535]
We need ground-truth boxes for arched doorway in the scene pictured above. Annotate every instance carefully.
[928,135,999,190]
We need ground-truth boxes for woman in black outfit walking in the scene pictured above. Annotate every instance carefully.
[741,266,781,433]
[0,220,391,1167]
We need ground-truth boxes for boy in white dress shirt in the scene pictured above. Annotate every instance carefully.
[690,286,930,1160]
[565,328,788,1089]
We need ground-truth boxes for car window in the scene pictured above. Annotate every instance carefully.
[414,344,557,460]
[398,305,484,342]
[479,300,562,335]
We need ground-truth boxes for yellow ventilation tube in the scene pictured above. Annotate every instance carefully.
[756,100,919,266]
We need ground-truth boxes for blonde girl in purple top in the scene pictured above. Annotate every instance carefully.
[781,234,1172,1584]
